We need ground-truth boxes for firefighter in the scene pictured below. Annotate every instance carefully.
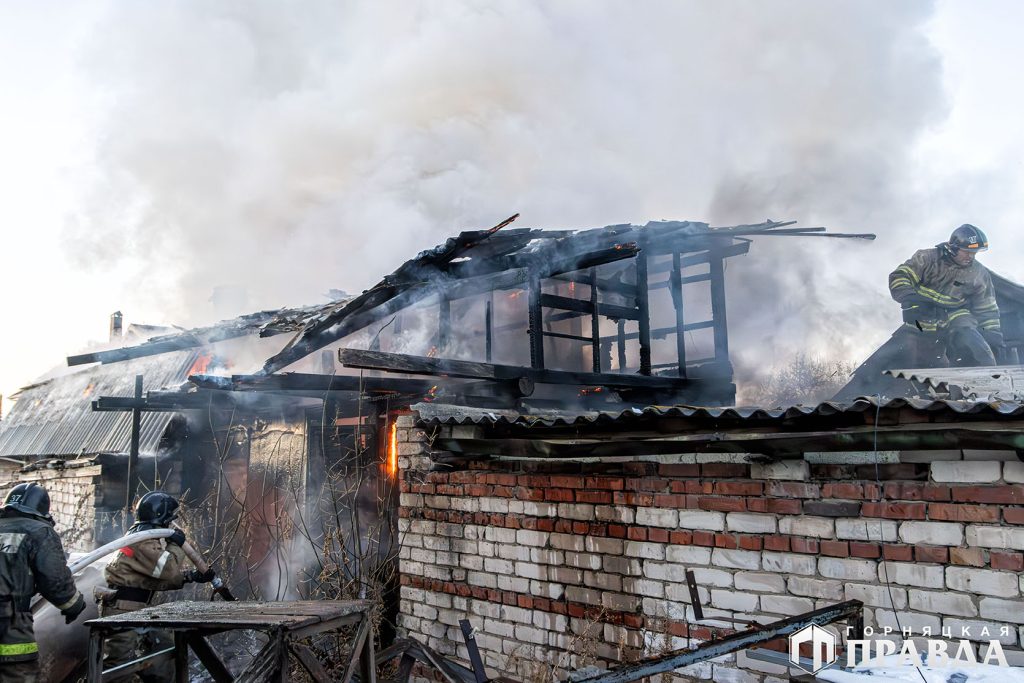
[0,483,86,683]
[889,224,1004,367]
[98,492,213,682]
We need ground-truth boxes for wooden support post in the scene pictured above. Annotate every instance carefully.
[590,267,601,373]
[671,252,687,378]
[527,276,544,369]
[709,253,729,362]
[358,616,377,683]
[484,295,493,363]
[87,628,103,683]
[635,251,652,376]
[174,632,188,683]
[616,320,626,370]
[126,374,143,516]
[438,296,451,354]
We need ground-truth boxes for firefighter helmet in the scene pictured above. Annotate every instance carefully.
[948,224,988,252]
[3,483,52,521]
[135,491,179,527]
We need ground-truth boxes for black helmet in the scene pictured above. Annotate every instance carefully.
[135,491,179,528]
[3,483,52,522]
[948,224,988,253]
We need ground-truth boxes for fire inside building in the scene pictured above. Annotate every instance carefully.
[1,217,1023,681]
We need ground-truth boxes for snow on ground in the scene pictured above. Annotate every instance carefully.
[817,658,1024,682]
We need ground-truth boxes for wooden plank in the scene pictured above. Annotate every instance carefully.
[89,600,371,630]
[708,253,729,361]
[126,375,142,512]
[338,349,692,390]
[174,633,188,683]
[87,628,103,683]
[600,321,714,344]
[590,268,601,373]
[338,615,371,683]
[671,252,687,378]
[539,294,639,321]
[635,249,652,376]
[358,614,377,683]
[527,275,544,369]
[289,643,331,683]
[646,242,750,275]
[236,635,282,683]
[188,634,235,683]
[191,373,439,395]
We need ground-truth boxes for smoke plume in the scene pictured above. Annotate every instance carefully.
[66,0,947,385]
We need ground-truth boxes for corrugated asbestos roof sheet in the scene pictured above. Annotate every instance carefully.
[0,350,199,458]
[413,395,1024,428]
[886,366,1024,401]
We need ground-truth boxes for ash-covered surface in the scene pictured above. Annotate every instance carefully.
[86,599,371,630]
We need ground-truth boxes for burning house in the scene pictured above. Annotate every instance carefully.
[3,216,1024,681]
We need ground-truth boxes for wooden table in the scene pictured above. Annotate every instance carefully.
[85,600,375,683]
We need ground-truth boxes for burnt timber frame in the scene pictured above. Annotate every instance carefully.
[85,600,374,683]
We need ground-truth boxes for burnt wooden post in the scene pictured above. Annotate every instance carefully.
[126,374,143,513]
[635,250,652,376]
[484,295,493,363]
[527,276,545,369]
[671,252,687,378]
[590,267,601,373]
[438,296,451,353]
[709,252,730,362]
[87,629,103,682]
[616,320,627,370]
[174,632,188,683]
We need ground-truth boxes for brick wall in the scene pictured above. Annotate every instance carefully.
[13,462,104,553]
[396,419,1024,681]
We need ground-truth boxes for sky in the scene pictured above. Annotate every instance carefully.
[1,0,1023,413]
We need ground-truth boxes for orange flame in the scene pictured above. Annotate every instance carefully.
[386,421,399,479]
[426,346,439,358]
[187,353,213,376]
[82,383,95,398]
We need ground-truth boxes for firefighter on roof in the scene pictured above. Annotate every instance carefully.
[888,224,1004,366]
[97,492,213,682]
[0,483,86,683]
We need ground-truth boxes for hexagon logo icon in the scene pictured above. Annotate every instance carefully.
[789,624,838,674]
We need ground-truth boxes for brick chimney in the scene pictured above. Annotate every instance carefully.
[110,311,123,341]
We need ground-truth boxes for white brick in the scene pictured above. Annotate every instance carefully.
[734,572,785,593]
[625,541,665,560]
[709,589,759,612]
[761,552,817,575]
[484,527,516,543]
[878,562,945,588]
[899,521,963,546]
[514,562,547,581]
[595,505,634,524]
[1005,461,1024,484]
[564,553,602,571]
[710,549,761,570]
[690,567,734,588]
[636,507,679,528]
[980,597,1024,624]
[625,578,666,598]
[966,525,1024,550]
[726,513,777,534]
[644,562,692,583]
[874,610,941,635]
[666,545,712,565]
[818,557,876,581]
[483,558,514,574]
[778,516,834,538]
[930,461,1002,483]
[835,518,898,542]
[908,590,978,617]
[943,618,1019,645]
[550,533,585,551]
[760,595,815,615]
[585,536,623,555]
[479,497,508,513]
[557,503,595,521]
[788,577,844,600]
[845,583,907,609]
[522,502,557,517]
[677,510,725,531]
[751,461,809,480]
[515,529,549,547]
[946,567,1019,598]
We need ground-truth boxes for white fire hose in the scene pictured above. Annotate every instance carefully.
[32,527,234,614]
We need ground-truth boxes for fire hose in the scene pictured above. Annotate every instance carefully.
[32,527,235,614]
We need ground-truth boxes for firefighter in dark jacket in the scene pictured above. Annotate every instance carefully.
[0,483,86,683]
[98,492,213,682]
[889,224,1004,366]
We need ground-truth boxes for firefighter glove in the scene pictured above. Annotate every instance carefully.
[62,593,86,624]
[166,529,186,547]
[185,568,216,584]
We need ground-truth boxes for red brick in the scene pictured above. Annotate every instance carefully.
[608,524,627,538]
[914,546,949,564]
[714,534,738,549]
[882,482,925,500]
[648,528,669,543]
[486,473,518,486]
[544,488,574,502]
[627,526,647,541]
[822,483,864,499]
[766,499,803,515]
[714,481,763,496]
[764,536,791,552]
[1004,508,1024,525]
[517,595,533,608]
[791,538,819,554]
[738,535,763,551]
[549,475,584,489]
[990,551,1024,571]
[820,541,850,557]
[923,485,952,501]
[950,547,985,567]
[882,544,913,561]
[928,503,1000,523]
[653,494,688,508]
[692,531,715,546]
[951,485,1024,505]
[856,464,927,480]
[804,500,862,517]
[861,502,927,520]
[515,487,545,501]
[669,531,692,545]
[572,521,589,534]
[659,463,700,477]
[698,496,747,512]
[766,482,821,499]
[586,477,625,490]
[536,518,555,532]
[682,480,714,494]
[746,498,768,513]
[701,463,749,478]
[576,490,613,504]
[850,542,881,559]
[492,486,514,498]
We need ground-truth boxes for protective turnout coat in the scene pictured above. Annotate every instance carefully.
[103,538,185,595]
[0,513,79,662]
[888,247,1001,335]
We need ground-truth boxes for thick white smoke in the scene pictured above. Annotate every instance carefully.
[65,0,948,391]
